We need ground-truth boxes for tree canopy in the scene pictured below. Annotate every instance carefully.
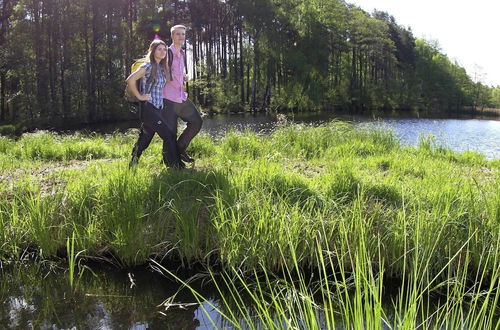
[0,0,497,129]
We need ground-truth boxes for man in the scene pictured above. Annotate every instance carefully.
[162,24,203,164]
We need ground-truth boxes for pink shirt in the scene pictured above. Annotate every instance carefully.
[162,45,188,103]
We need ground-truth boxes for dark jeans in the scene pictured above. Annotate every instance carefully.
[130,102,182,168]
[162,98,203,153]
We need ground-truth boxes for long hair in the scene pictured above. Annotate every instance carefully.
[143,39,168,84]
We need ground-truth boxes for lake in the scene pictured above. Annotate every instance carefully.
[90,111,500,160]
[199,112,500,160]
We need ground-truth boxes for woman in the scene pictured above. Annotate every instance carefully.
[127,39,183,169]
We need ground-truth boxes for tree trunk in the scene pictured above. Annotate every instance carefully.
[0,0,13,121]
[86,0,98,122]
[47,0,58,116]
[246,35,250,104]
[221,27,227,78]
[84,0,93,122]
[60,0,70,119]
[33,0,48,118]
[239,23,244,105]
[251,36,258,111]
[123,0,134,79]
[262,75,271,111]
[0,73,5,122]
[191,32,198,103]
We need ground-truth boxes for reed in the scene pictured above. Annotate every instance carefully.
[67,231,77,288]
[154,201,500,328]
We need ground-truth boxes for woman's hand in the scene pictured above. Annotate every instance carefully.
[126,67,148,101]
[138,94,151,101]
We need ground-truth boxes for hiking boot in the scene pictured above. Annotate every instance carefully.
[162,154,186,169]
[129,154,140,168]
[171,160,186,169]
[129,144,141,168]
[180,150,195,163]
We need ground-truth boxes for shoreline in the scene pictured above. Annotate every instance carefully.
[1,107,499,136]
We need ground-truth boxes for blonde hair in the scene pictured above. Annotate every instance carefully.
[170,24,187,34]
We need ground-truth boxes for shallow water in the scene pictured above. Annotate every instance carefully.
[1,263,481,329]
[0,263,441,329]
[0,264,224,329]
[362,118,500,160]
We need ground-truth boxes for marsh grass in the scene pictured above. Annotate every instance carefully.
[1,123,499,327]
[154,207,500,328]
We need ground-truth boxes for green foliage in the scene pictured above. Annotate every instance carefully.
[2,0,496,130]
[413,39,481,111]
[6,131,128,161]
[0,125,16,136]
[490,87,500,107]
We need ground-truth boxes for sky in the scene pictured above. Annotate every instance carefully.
[348,0,500,87]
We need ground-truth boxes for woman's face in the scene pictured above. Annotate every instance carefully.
[154,44,167,61]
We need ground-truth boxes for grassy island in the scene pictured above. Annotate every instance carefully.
[1,123,499,328]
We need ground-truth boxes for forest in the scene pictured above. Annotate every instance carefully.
[0,0,499,130]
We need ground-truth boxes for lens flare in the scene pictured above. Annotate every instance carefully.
[153,23,160,32]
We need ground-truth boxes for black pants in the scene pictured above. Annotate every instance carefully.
[130,102,182,168]
[162,98,203,154]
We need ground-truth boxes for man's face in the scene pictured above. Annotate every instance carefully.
[171,28,186,44]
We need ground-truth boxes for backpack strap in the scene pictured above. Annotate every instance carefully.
[183,45,188,75]
[167,46,188,80]
[143,62,156,94]
[168,48,174,81]
[145,71,154,94]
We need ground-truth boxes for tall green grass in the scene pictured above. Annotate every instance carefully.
[1,123,499,327]
[155,194,500,328]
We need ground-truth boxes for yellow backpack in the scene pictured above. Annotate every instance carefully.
[124,49,178,104]
[124,59,151,103]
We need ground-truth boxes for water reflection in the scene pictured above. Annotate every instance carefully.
[0,264,211,329]
[0,262,491,329]
[1,264,337,329]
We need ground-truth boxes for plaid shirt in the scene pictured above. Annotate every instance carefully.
[140,62,167,109]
